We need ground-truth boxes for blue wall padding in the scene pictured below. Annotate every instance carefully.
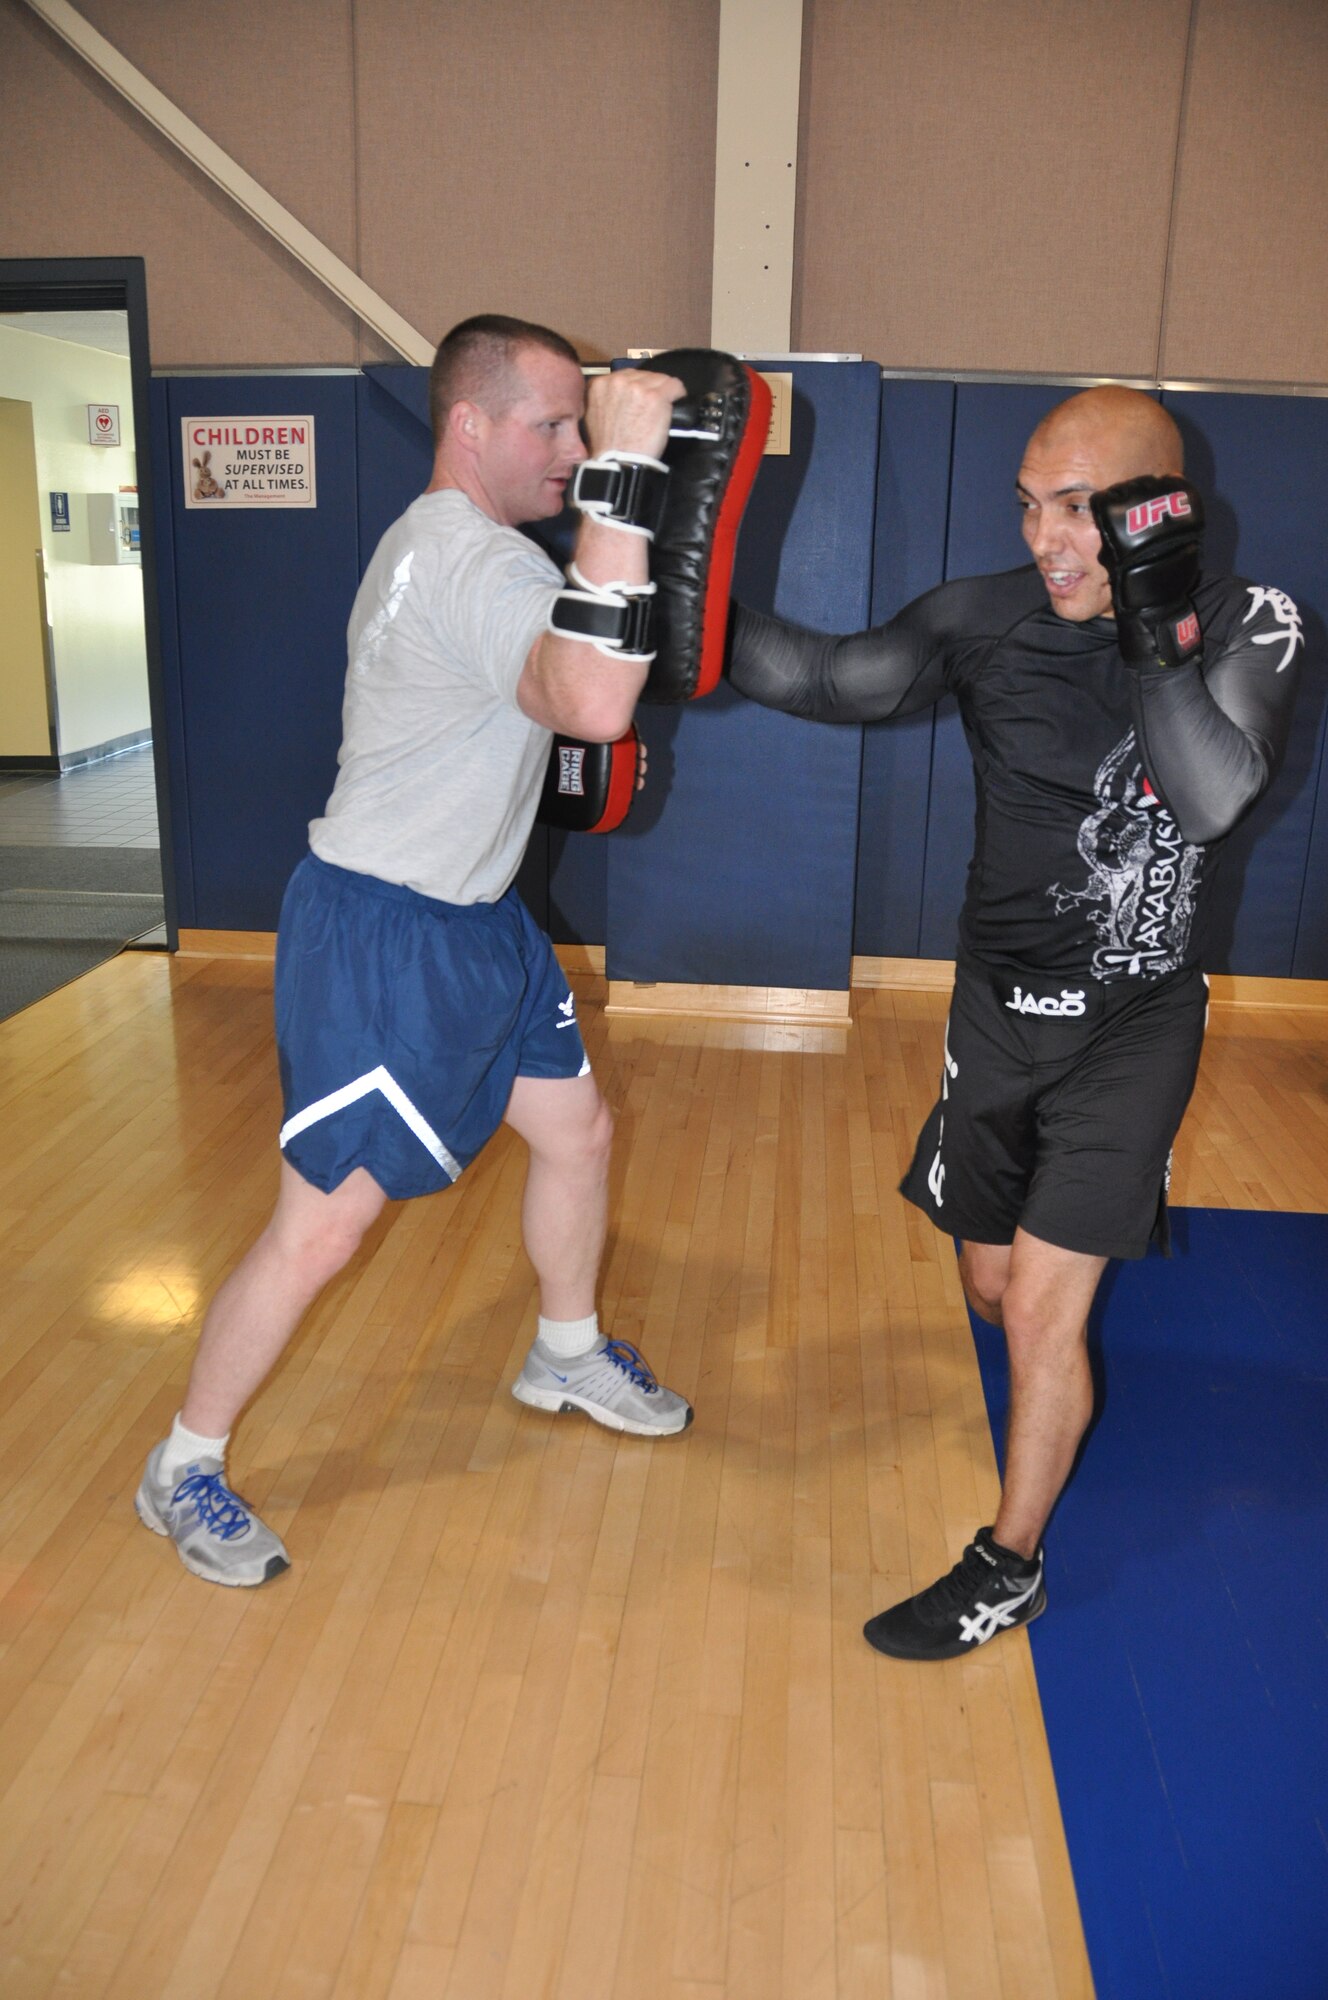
[607,360,879,989]
[1162,391,1328,976]
[152,368,1325,977]
[166,378,359,929]
[356,369,432,574]
[361,362,430,432]
[147,378,196,924]
[1294,776,1328,979]
[854,380,956,956]
[944,382,1094,576]
[971,1210,1328,1999]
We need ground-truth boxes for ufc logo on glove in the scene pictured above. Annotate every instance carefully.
[1126,492,1192,534]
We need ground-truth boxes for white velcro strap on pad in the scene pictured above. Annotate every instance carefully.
[547,563,657,663]
[567,560,656,601]
[571,451,669,538]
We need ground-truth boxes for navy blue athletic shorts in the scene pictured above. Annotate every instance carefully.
[274,854,589,1199]
[900,956,1208,1260]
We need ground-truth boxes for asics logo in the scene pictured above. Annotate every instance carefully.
[1005,985,1086,1018]
[958,1585,1037,1646]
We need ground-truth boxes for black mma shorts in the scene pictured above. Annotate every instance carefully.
[900,956,1209,1260]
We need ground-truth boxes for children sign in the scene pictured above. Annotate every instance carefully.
[182,417,317,508]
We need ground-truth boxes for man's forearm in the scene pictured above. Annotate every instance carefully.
[1130,664,1276,846]
[521,512,651,739]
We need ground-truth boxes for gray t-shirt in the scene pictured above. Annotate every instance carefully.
[309,488,559,904]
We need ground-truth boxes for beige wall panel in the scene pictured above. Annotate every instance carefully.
[793,0,1192,375]
[353,0,718,364]
[77,0,360,271]
[0,0,361,365]
[1161,0,1328,385]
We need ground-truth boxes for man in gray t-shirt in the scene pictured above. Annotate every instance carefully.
[136,317,692,1587]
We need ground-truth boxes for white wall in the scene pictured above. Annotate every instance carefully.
[0,322,150,757]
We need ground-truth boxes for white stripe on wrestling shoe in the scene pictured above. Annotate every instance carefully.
[279,1064,462,1180]
[957,1572,1043,1647]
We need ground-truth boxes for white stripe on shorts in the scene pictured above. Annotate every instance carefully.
[278,1064,463,1181]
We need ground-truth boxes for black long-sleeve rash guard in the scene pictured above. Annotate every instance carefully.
[730,566,1304,982]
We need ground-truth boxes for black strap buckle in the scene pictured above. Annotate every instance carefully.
[617,591,656,658]
[571,456,669,537]
[549,587,656,660]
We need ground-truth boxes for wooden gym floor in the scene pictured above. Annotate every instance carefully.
[1,946,1325,1998]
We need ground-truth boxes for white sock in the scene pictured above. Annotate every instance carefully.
[537,1312,600,1359]
[159,1412,230,1482]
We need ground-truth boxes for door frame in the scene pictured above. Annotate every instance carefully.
[0,255,178,948]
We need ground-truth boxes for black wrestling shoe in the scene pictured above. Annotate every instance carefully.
[864,1527,1046,1660]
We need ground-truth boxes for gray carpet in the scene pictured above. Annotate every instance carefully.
[0,847,165,1022]
[0,844,163,894]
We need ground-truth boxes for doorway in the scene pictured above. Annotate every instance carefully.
[0,259,176,1021]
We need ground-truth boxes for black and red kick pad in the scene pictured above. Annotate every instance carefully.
[536,728,638,835]
[645,349,771,703]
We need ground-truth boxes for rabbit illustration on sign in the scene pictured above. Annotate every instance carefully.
[192,450,226,500]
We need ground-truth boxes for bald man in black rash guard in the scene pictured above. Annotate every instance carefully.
[729,386,1305,1662]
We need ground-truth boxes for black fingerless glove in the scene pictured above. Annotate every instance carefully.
[1091,476,1205,670]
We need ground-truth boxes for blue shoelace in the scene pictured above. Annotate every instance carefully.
[171,1470,255,1542]
[602,1339,659,1393]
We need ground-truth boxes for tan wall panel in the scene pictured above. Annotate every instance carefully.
[353,0,718,363]
[78,0,360,273]
[0,0,361,365]
[793,0,1192,376]
[1161,0,1328,384]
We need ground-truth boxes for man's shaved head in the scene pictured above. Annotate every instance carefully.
[1026,386,1184,484]
[1017,387,1187,623]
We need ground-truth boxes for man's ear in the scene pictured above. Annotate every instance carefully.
[450,398,484,451]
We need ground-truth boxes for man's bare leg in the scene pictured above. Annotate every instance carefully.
[983,1229,1106,1557]
[138,1160,388,1584]
[504,1069,691,1436]
[865,1229,1106,1657]
[181,1160,389,1437]
[502,1070,612,1320]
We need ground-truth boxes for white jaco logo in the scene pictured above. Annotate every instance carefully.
[1005,986,1087,1018]
[555,993,577,1029]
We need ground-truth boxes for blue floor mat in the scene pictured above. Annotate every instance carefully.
[970,1209,1328,2000]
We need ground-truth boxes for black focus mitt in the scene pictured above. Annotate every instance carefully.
[641,349,771,702]
[536,729,638,834]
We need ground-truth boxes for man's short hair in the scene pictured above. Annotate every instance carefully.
[428,315,581,443]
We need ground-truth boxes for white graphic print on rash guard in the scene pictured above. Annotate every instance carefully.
[1050,731,1202,979]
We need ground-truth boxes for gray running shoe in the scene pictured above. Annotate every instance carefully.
[135,1442,291,1586]
[512,1336,692,1437]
